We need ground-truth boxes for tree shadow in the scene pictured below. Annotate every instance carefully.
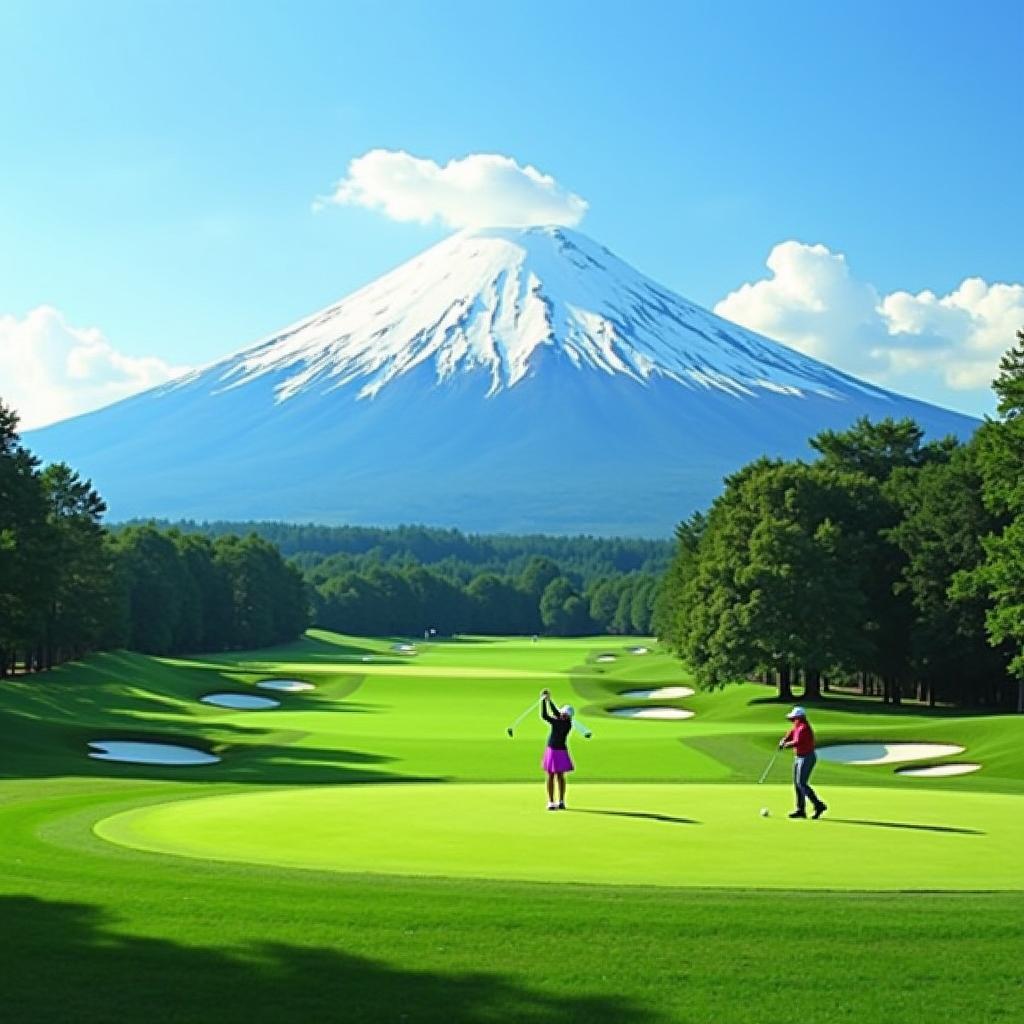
[569,808,700,826]
[825,818,984,836]
[2,895,665,1024]
[746,693,993,718]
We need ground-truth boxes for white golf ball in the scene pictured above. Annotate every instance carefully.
[760,807,770,817]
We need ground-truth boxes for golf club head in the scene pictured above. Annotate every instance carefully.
[506,727,514,738]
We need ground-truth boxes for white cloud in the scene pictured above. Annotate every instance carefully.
[0,306,189,430]
[316,149,588,229]
[714,241,1024,409]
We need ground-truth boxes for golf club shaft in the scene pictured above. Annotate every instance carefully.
[507,698,539,733]
[757,750,779,784]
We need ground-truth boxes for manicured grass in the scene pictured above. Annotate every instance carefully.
[97,781,1024,889]
[2,631,1023,1022]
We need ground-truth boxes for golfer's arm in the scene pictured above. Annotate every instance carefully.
[540,698,557,724]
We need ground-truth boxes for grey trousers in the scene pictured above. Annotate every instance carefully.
[793,752,823,812]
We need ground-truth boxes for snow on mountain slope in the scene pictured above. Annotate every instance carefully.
[25,226,978,536]
[191,225,884,404]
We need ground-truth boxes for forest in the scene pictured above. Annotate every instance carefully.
[0,402,309,674]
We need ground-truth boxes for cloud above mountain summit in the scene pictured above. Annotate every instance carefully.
[317,149,588,229]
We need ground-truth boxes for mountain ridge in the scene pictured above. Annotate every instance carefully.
[26,225,978,536]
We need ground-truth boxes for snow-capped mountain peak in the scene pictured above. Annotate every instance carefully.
[206,225,882,403]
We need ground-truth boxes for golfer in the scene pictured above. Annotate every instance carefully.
[779,706,827,819]
[540,689,574,810]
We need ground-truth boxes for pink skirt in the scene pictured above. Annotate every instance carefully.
[542,747,574,773]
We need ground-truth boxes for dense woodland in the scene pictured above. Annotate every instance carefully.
[141,522,666,638]
[655,331,1024,711]
[0,403,309,675]
[130,521,671,586]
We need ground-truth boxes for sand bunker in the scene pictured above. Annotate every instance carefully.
[629,646,650,655]
[817,742,965,765]
[392,643,417,654]
[610,707,695,720]
[895,763,981,778]
[596,655,617,663]
[88,741,220,766]
[256,679,315,693]
[201,693,280,710]
[620,686,695,700]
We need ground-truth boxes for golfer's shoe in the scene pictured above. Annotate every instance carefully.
[812,803,828,819]
[547,802,558,811]
[788,810,807,819]
[557,801,566,810]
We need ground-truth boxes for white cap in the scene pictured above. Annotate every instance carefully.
[561,704,575,717]
[786,706,807,720]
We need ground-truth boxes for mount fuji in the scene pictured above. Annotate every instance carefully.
[27,226,977,536]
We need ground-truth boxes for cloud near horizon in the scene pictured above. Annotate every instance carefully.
[714,241,1024,406]
[0,306,189,431]
[316,149,588,229]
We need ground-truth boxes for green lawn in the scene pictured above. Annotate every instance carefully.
[2,631,1023,1022]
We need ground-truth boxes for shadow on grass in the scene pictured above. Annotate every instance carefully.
[746,693,995,718]
[826,818,984,836]
[3,895,664,1024]
[570,808,700,826]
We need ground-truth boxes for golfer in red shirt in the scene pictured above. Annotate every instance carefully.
[779,706,827,819]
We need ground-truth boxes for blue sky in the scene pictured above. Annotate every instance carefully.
[1,0,1021,426]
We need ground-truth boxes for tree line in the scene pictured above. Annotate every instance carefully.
[655,331,1024,712]
[134,520,671,588]
[0,402,310,675]
[309,557,658,638]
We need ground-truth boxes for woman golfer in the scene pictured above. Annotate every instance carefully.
[540,689,574,810]
[779,706,827,819]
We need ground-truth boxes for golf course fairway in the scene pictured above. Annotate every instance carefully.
[96,781,1023,889]
[4,631,1024,1023]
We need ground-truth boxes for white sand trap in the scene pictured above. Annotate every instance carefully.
[818,742,964,765]
[610,706,695,720]
[88,741,220,765]
[630,646,650,655]
[596,655,617,663]
[392,643,417,654]
[620,686,695,700]
[895,763,981,778]
[256,679,315,693]
[201,693,280,710]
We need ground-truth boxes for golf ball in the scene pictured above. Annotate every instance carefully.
[760,807,770,817]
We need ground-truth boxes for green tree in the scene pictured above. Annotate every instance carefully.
[971,329,1024,709]
[38,463,114,666]
[112,526,188,654]
[0,401,52,674]
[539,577,591,635]
[673,461,874,699]
[889,443,1012,706]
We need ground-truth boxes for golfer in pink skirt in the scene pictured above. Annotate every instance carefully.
[540,688,574,810]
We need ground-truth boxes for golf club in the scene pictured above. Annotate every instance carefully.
[506,698,539,737]
[573,716,593,739]
[757,748,780,784]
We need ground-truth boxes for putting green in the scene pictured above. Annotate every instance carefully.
[95,782,1024,890]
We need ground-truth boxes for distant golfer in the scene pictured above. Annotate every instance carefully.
[779,706,827,819]
[540,689,574,810]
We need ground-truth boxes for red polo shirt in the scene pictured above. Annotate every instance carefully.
[784,718,815,756]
